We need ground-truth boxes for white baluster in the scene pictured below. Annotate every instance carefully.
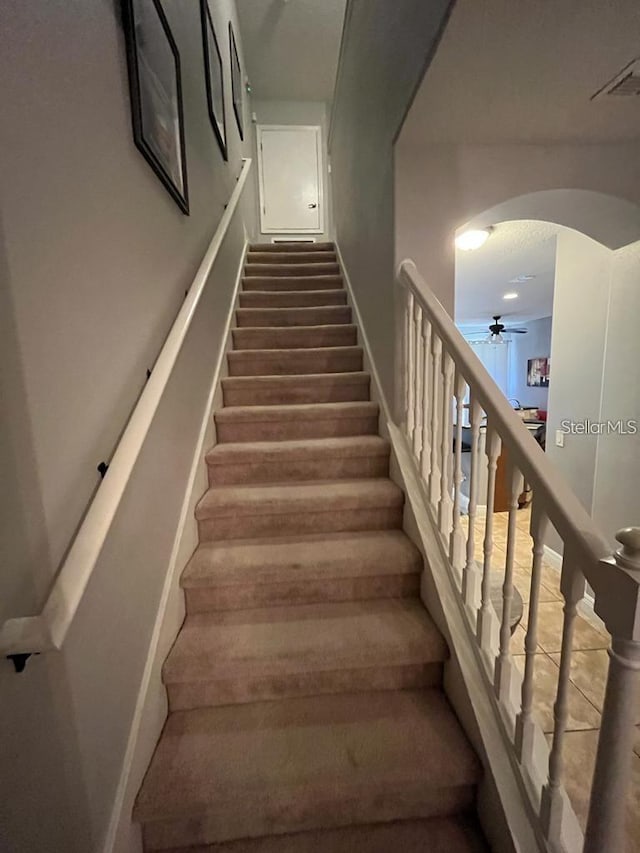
[405,289,414,440]
[462,397,483,614]
[584,528,640,853]
[420,316,432,482]
[515,505,550,764]
[449,371,467,576]
[428,334,442,508]
[476,426,502,658]
[494,463,523,702]
[540,555,585,844]
[412,301,423,458]
[438,351,454,536]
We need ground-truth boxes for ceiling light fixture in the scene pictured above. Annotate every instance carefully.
[503,292,518,300]
[455,227,493,251]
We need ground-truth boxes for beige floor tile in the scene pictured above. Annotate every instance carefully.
[549,730,640,849]
[522,602,609,653]
[513,654,601,733]
[511,623,540,655]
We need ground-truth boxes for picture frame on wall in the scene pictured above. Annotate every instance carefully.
[527,357,550,388]
[229,22,244,141]
[122,0,189,214]
[200,0,227,160]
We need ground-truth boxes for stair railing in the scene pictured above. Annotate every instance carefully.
[0,158,253,668]
[397,258,640,853]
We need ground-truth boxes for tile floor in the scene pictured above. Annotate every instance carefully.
[460,505,640,848]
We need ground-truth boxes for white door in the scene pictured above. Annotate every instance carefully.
[257,125,324,234]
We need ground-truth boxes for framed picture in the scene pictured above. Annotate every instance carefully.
[200,0,227,160]
[122,0,189,214]
[229,22,244,140]
[527,357,550,388]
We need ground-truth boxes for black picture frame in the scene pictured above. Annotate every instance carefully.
[229,22,244,141]
[122,0,189,214]
[200,0,227,160]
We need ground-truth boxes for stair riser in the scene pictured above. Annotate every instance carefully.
[247,252,336,265]
[227,351,363,377]
[221,378,370,407]
[207,453,389,485]
[141,783,476,850]
[250,242,334,252]
[231,326,357,350]
[239,291,346,308]
[166,662,442,712]
[184,574,420,614]
[242,276,343,291]
[245,263,340,277]
[236,307,351,327]
[197,506,403,542]
[215,415,379,443]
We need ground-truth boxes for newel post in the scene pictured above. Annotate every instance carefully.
[584,528,640,853]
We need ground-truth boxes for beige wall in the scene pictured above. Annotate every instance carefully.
[252,99,333,241]
[330,0,454,406]
[0,1,253,850]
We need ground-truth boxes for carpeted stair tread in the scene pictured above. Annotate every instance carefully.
[221,372,370,406]
[231,325,357,350]
[162,599,447,690]
[244,262,340,277]
[239,289,347,308]
[134,689,481,848]
[235,305,351,327]
[182,529,420,589]
[195,478,402,521]
[249,241,335,252]
[154,815,488,853]
[227,346,362,376]
[242,275,343,292]
[206,435,389,467]
[247,251,336,265]
[215,400,377,424]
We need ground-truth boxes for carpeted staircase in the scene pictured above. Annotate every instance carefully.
[134,243,487,852]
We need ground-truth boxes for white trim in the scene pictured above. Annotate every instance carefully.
[102,238,249,853]
[257,125,324,235]
[0,159,252,657]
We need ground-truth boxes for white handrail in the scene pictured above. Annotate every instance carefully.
[398,259,610,576]
[1,158,253,659]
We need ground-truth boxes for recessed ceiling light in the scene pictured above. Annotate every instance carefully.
[509,274,536,284]
[455,227,493,251]
[503,292,518,300]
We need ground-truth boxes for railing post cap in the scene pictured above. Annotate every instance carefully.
[614,527,640,571]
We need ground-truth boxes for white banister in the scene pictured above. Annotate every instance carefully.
[0,159,253,660]
[396,258,639,852]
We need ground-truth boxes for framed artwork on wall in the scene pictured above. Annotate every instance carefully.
[200,0,227,160]
[229,22,244,141]
[527,357,550,387]
[122,0,189,214]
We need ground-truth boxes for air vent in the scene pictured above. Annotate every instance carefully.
[592,58,640,100]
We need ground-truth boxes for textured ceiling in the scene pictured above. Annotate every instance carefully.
[455,221,559,330]
[402,0,640,145]
[236,0,347,101]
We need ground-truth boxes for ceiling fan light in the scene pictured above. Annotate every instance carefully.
[455,227,492,251]
[503,292,518,300]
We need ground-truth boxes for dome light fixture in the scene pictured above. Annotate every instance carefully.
[455,226,493,251]
[503,292,518,300]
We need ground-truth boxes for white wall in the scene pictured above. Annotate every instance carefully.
[395,142,640,318]
[252,99,333,241]
[0,1,253,850]
[508,317,553,411]
[330,0,454,407]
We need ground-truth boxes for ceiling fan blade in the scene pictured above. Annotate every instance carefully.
[503,328,528,334]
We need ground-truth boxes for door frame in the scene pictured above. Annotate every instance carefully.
[256,124,325,234]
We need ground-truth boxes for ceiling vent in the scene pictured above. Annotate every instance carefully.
[592,58,640,100]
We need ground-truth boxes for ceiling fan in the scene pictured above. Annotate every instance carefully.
[487,315,527,343]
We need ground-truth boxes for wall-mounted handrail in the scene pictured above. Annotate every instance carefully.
[1,158,253,662]
[398,259,610,578]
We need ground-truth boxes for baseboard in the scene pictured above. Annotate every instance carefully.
[543,544,563,572]
[103,238,249,853]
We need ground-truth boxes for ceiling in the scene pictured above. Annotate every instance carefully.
[236,0,347,101]
[455,221,559,332]
[402,0,640,145]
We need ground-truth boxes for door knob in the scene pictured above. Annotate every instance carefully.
[308,203,317,209]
